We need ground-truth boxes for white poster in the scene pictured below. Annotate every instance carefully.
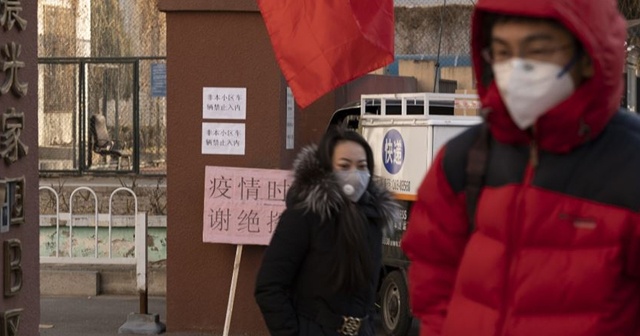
[286,87,295,149]
[202,123,246,155]
[203,166,293,246]
[202,87,247,120]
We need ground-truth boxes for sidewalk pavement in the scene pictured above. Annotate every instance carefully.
[40,295,420,336]
[40,295,210,336]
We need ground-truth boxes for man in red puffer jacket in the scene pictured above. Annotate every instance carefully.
[401,0,640,335]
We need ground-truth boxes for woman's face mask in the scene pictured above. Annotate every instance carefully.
[332,140,370,202]
[493,58,575,129]
[335,170,370,203]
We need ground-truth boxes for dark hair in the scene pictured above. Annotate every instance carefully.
[317,126,375,177]
[317,126,376,293]
[482,13,570,42]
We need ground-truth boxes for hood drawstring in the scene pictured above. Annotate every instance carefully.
[578,118,591,139]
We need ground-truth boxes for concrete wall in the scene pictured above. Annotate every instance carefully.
[40,263,167,296]
[39,226,166,261]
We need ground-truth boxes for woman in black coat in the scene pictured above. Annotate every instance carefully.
[255,127,398,336]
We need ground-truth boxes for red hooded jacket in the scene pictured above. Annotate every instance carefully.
[401,0,640,335]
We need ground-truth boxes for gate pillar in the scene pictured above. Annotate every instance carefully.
[158,0,337,334]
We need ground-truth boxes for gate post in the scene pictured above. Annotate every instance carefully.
[159,0,338,334]
[0,1,39,334]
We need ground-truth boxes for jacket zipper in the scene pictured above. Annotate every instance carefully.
[496,138,538,336]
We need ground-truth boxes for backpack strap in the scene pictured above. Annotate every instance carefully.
[465,122,490,233]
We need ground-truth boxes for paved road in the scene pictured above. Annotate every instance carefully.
[40,295,419,336]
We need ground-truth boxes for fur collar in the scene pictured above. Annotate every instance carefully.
[288,145,400,227]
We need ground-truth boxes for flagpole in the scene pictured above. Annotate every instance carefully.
[433,0,447,93]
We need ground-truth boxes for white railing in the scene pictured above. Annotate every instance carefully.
[39,186,60,257]
[109,187,138,259]
[69,187,99,258]
[38,187,147,281]
[39,185,151,308]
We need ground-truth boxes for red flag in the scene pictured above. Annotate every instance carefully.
[258,0,395,109]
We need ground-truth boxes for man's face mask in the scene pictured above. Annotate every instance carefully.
[493,58,575,129]
[335,170,370,203]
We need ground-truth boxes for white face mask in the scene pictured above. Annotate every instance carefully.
[335,170,370,203]
[493,58,575,129]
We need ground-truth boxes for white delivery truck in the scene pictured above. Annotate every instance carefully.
[330,92,481,336]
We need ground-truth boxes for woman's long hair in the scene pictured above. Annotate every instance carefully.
[316,126,376,293]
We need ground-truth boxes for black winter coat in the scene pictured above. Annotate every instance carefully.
[254,145,398,336]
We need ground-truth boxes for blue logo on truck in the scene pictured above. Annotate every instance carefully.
[383,129,404,174]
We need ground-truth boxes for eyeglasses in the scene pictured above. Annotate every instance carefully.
[482,44,574,64]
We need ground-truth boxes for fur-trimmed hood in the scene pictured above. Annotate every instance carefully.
[287,144,400,227]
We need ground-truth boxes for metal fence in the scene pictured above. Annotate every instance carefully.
[394,0,474,63]
[38,0,166,58]
[38,0,166,174]
[38,57,166,174]
[393,0,640,59]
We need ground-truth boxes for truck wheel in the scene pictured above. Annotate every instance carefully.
[379,270,412,336]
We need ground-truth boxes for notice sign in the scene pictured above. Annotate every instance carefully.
[203,166,293,245]
[286,87,295,149]
[203,87,247,119]
[151,63,166,97]
[202,123,245,155]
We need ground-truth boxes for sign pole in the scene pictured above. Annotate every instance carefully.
[223,244,244,336]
